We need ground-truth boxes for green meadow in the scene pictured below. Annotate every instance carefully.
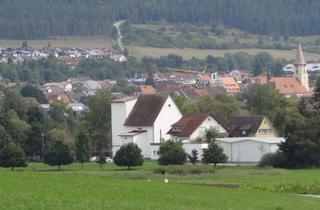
[0,162,319,210]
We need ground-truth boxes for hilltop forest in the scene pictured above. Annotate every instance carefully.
[0,0,320,39]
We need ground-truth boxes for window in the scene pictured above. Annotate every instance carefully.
[242,130,246,135]
[168,104,171,107]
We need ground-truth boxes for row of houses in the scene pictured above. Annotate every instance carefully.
[111,94,283,163]
[0,46,127,65]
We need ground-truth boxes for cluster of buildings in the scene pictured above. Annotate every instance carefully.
[133,42,314,98]
[111,42,317,163]
[111,94,283,163]
[0,46,127,65]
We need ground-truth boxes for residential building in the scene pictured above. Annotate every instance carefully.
[167,113,228,142]
[111,94,182,158]
[229,116,278,137]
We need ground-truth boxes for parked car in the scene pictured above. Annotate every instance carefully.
[89,156,113,162]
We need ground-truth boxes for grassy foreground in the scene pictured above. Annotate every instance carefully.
[0,162,319,210]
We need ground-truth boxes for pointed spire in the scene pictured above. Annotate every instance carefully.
[294,40,306,65]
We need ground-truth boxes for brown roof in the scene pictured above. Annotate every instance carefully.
[47,93,71,104]
[229,116,264,137]
[167,113,209,137]
[124,94,168,126]
[139,85,157,94]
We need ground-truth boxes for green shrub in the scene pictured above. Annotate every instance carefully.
[153,165,215,175]
[158,141,187,165]
[258,152,287,168]
[114,143,143,170]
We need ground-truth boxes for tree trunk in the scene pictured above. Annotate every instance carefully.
[214,163,217,168]
[58,165,61,170]
[11,166,14,171]
[127,165,130,170]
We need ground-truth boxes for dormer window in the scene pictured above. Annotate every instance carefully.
[172,127,182,132]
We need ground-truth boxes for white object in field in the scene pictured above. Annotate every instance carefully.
[164,179,168,184]
[147,179,151,182]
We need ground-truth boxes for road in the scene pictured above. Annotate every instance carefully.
[113,20,126,52]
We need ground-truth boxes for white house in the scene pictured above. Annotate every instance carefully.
[167,113,228,142]
[111,94,182,158]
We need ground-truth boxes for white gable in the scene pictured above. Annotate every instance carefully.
[153,96,183,143]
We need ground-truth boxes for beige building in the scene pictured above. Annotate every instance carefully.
[229,116,278,137]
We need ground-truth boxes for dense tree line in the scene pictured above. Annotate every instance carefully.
[0,0,319,39]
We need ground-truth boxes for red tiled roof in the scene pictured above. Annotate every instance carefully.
[139,85,157,94]
[124,94,168,126]
[220,76,240,95]
[270,77,308,95]
[167,113,209,137]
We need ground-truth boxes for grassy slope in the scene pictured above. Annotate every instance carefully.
[0,163,319,210]
[128,45,320,60]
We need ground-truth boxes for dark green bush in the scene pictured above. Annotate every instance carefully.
[158,141,187,165]
[258,152,287,168]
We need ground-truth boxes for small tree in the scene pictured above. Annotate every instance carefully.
[75,132,90,169]
[0,142,27,171]
[97,150,106,170]
[114,143,143,170]
[158,140,186,165]
[188,149,198,165]
[202,128,227,167]
[21,40,28,48]
[43,129,73,170]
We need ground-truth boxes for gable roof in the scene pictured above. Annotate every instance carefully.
[168,113,226,137]
[124,94,168,126]
[229,116,264,137]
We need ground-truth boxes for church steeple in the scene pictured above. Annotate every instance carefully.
[294,41,309,91]
[295,41,306,66]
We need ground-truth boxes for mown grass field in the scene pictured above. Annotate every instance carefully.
[0,162,319,210]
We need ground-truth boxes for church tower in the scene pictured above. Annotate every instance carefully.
[294,41,309,91]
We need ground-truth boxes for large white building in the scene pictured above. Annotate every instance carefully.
[111,94,182,158]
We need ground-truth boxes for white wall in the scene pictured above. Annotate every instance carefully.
[111,98,137,155]
[153,96,182,143]
[190,115,227,140]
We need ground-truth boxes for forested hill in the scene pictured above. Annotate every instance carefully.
[1,0,320,39]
